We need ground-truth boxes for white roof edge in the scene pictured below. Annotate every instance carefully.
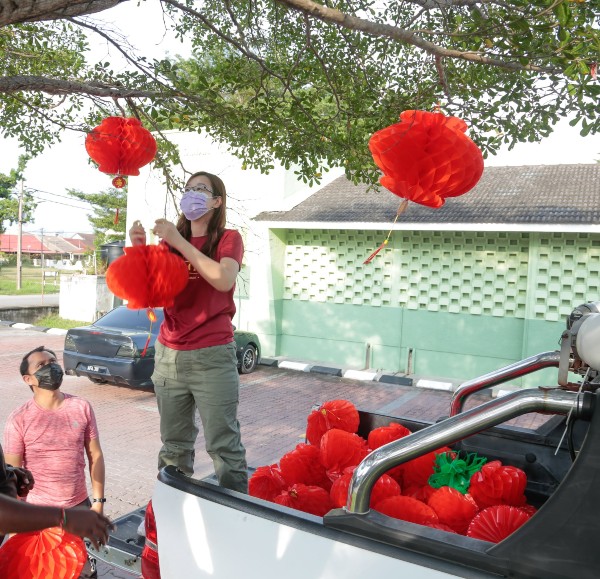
[254,221,600,233]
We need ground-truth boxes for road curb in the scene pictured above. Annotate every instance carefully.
[0,320,68,335]
[258,358,420,389]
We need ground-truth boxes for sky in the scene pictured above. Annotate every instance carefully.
[0,2,599,236]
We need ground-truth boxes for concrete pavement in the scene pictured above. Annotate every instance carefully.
[0,293,59,308]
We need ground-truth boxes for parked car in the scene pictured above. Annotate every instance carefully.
[63,306,261,388]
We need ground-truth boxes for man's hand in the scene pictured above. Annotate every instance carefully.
[10,466,34,497]
[64,508,114,550]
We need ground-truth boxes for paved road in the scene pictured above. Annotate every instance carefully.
[0,293,59,308]
[0,326,550,578]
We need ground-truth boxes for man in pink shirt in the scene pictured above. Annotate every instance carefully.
[3,345,106,578]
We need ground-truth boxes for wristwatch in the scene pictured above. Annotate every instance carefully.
[92,498,106,503]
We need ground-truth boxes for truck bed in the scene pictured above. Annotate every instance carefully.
[99,401,598,578]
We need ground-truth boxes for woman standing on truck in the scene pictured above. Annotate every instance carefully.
[129,171,247,493]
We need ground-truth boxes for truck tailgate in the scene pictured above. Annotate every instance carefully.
[152,475,496,579]
[89,506,145,576]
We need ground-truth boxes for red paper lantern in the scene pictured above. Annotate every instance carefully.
[401,447,454,489]
[85,116,157,188]
[106,244,189,310]
[330,467,400,508]
[0,527,87,578]
[249,464,287,501]
[279,443,331,490]
[305,399,360,446]
[427,486,479,535]
[468,461,527,510]
[319,429,369,480]
[367,422,412,450]
[467,505,532,543]
[373,495,439,526]
[369,110,484,208]
[273,483,333,517]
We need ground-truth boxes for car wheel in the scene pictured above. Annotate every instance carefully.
[88,377,107,384]
[239,344,257,374]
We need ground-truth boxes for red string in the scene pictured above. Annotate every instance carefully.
[363,200,408,264]
[140,308,156,357]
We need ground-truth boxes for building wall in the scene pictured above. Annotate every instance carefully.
[254,228,600,387]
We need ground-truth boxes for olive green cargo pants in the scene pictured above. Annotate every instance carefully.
[151,341,248,493]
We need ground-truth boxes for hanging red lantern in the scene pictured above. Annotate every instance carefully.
[0,527,87,579]
[369,110,484,208]
[364,109,484,264]
[106,244,188,311]
[85,117,157,188]
[106,244,189,355]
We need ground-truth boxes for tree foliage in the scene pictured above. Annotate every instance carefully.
[0,155,36,234]
[66,187,127,246]
[0,0,598,189]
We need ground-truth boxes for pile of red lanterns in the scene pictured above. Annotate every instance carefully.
[249,399,536,543]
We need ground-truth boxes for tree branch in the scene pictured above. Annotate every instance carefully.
[0,75,159,98]
[0,0,126,27]
[274,0,559,74]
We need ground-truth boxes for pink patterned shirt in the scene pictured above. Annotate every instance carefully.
[3,394,99,508]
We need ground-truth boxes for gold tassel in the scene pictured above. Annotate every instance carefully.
[363,200,408,264]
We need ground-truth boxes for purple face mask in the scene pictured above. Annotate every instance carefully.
[180,189,214,221]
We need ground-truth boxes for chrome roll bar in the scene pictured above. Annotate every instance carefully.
[449,351,561,416]
[347,388,593,514]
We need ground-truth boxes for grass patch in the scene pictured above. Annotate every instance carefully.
[34,314,87,330]
[0,265,60,295]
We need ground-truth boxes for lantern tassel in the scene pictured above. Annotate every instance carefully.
[141,308,157,357]
[363,199,408,264]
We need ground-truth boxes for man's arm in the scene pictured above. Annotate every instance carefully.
[85,438,105,514]
[0,494,113,548]
[3,453,23,469]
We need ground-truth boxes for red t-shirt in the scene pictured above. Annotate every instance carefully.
[158,229,244,350]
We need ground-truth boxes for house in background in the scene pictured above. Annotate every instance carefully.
[252,164,600,387]
[0,232,95,269]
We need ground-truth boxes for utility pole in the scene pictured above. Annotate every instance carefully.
[16,180,23,290]
[40,228,44,305]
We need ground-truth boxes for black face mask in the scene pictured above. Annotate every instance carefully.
[33,363,64,391]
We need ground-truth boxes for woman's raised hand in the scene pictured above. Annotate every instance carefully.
[129,220,147,246]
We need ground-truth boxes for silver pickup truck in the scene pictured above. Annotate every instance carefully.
[93,302,600,579]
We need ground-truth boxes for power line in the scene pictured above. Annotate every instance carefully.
[27,187,93,204]
[27,192,91,211]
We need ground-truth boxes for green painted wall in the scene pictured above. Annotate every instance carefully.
[261,229,600,386]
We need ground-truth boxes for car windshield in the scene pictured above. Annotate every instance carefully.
[93,307,164,333]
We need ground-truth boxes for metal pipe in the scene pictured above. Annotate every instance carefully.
[449,350,561,416]
[347,388,593,514]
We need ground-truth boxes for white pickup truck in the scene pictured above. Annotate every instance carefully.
[94,302,600,579]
